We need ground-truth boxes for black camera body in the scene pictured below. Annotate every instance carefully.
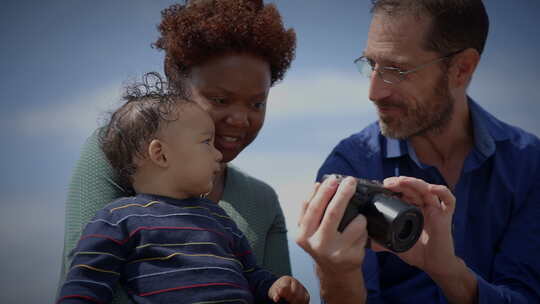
[323,174,423,253]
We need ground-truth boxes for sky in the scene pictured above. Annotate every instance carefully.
[0,1,539,303]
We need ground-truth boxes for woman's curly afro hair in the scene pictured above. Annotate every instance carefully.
[154,0,296,86]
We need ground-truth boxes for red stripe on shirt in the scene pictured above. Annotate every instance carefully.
[139,282,247,297]
[57,294,104,304]
[234,250,253,257]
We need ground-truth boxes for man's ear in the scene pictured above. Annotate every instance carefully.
[449,48,480,89]
[148,139,168,168]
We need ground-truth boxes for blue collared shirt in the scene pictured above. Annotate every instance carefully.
[317,98,540,303]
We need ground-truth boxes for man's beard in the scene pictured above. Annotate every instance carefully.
[378,74,455,140]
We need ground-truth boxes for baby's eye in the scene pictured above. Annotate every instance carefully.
[203,138,212,145]
[209,97,226,104]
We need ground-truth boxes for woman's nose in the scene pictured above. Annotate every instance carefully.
[225,108,250,127]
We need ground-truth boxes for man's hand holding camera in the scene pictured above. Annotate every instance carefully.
[296,176,369,304]
[380,176,477,303]
[297,174,478,303]
[377,176,457,276]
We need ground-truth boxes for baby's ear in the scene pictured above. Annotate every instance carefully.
[148,139,168,168]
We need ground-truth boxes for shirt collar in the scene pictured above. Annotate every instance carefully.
[383,97,510,161]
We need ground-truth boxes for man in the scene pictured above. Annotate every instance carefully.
[296,1,540,303]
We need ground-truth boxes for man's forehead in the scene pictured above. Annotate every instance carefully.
[364,13,432,62]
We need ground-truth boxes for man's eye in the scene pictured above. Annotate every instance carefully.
[367,58,376,69]
[383,66,404,74]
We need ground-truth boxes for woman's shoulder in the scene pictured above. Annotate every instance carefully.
[226,165,278,197]
[222,165,281,213]
[220,165,284,238]
[77,128,108,165]
[66,128,128,216]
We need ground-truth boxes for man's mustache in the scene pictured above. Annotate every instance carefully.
[372,99,405,109]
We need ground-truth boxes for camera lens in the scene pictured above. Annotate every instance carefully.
[321,174,424,252]
[372,194,423,252]
[397,219,413,240]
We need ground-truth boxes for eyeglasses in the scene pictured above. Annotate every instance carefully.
[353,49,464,84]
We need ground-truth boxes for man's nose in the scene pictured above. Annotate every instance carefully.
[368,71,393,102]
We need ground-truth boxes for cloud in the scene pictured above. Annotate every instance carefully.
[268,71,373,119]
[11,84,123,139]
[469,67,540,136]
[8,71,375,137]
[0,193,66,303]
[232,151,323,235]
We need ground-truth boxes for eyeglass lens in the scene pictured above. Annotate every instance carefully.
[356,58,402,84]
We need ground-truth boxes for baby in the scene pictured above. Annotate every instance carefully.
[57,74,309,304]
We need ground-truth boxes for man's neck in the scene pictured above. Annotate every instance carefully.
[409,96,473,189]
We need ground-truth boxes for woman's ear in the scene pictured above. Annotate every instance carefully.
[148,139,168,168]
[449,48,480,89]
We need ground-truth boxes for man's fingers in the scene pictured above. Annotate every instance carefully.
[297,199,309,228]
[296,176,338,248]
[297,182,320,227]
[384,177,424,206]
[385,176,444,210]
[320,176,357,235]
[398,178,453,212]
[429,184,456,213]
[341,213,368,247]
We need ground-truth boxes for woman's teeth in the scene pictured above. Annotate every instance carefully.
[222,136,239,142]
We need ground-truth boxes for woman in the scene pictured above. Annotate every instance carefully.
[59,0,296,302]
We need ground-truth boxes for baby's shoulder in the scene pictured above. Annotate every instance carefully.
[95,196,155,218]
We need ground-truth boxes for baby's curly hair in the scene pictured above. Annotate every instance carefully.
[100,72,190,189]
[154,0,296,86]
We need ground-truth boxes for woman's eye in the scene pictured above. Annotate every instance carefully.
[253,101,266,109]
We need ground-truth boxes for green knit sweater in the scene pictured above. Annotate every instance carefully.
[58,129,291,303]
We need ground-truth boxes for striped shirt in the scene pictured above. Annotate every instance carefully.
[57,193,277,304]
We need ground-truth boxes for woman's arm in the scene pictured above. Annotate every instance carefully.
[222,166,292,276]
[263,201,292,276]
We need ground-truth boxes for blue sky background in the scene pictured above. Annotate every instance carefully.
[1,1,539,303]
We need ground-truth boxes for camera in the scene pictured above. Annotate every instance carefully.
[322,174,423,252]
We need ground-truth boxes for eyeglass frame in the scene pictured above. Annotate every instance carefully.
[353,49,465,84]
